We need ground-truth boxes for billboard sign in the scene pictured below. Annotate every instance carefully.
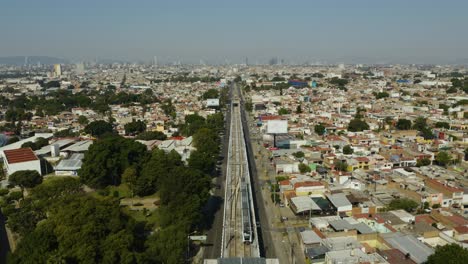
[267,120,288,134]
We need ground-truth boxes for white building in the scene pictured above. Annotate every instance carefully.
[3,148,42,177]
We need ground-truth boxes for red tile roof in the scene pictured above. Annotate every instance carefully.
[293,181,324,189]
[3,148,38,164]
[260,115,283,121]
[379,249,417,264]
[427,178,463,193]
[415,214,436,225]
[279,180,291,186]
[454,225,468,234]
[355,157,370,162]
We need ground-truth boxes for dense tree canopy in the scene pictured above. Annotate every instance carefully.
[180,114,206,136]
[434,122,450,129]
[329,77,348,87]
[396,119,412,130]
[388,198,419,212]
[347,118,369,132]
[278,108,290,115]
[9,170,42,196]
[79,135,148,188]
[135,131,167,141]
[427,244,468,264]
[375,92,389,99]
[314,124,326,135]
[416,157,432,167]
[124,120,147,135]
[298,163,311,173]
[343,145,354,155]
[84,120,114,138]
[435,151,452,167]
[335,161,348,172]
[202,88,219,99]
[9,194,141,264]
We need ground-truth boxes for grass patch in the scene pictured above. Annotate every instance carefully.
[121,206,159,227]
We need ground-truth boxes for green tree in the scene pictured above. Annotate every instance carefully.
[335,161,348,172]
[161,99,176,119]
[9,195,139,264]
[387,198,419,212]
[427,244,468,264]
[78,115,88,125]
[122,166,137,199]
[54,128,79,138]
[202,88,219,99]
[9,170,42,198]
[292,151,305,159]
[180,114,206,136]
[416,157,431,167]
[435,151,451,167]
[79,136,147,188]
[435,122,450,129]
[278,108,290,115]
[124,119,146,135]
[396,119,412,130]
[343,145,354,155]
[413,116,428,131]
[245,100,253,112]
[329,77,348,86]
[296,105,302,114]
[206,112,225,133]
[84,120,114,138]
[298,163,311,173]
[375,92,389,99]
[447,87,458,93]
[347,119,369,132]
[314,124,326,135]
[21,141,38,150]
[136,131,167,141]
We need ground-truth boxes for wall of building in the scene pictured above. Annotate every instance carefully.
[5,160,41,177]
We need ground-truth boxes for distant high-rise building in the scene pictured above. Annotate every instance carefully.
[268,57,278,65]
[54,64,62,77]
[75,63,85,75]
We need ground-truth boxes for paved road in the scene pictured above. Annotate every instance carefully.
[202,86,233,260]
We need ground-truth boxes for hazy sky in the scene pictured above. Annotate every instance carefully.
[1,0,467,64]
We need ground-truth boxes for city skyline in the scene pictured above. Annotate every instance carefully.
[1,0,468,64]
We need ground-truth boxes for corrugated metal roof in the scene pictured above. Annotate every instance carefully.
[62,140,93,152]
[300,230,322,244]
[0,133,53,153]
[55,153,84,171]
[327,193,352,208]
[382,232,434,264]
[291,196,321,212]
[35,138,77,155]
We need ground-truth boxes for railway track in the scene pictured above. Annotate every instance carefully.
[221,86,259,258]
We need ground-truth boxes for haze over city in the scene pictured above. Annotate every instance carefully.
[1,0,468,64]
[1,1,468,264]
